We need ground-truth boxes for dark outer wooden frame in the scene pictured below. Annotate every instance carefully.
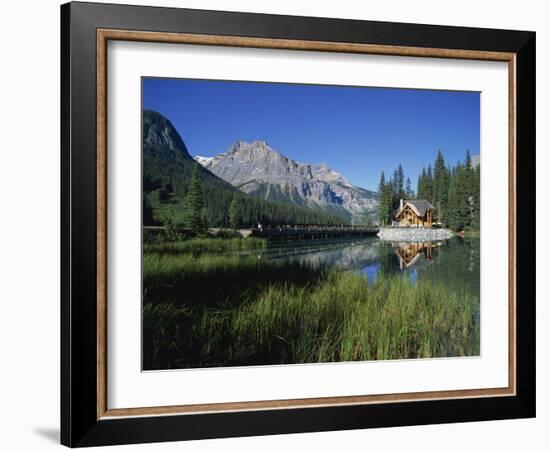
[61,1,536,447]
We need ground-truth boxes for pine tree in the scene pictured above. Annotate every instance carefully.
[405,177,413,199]
[446,163,471,231]
[228,195,242,229]
[143,193,158,226]
[391,168,398,207]
[383,182,394,226]
[377,171,397,226]
[378,172,389,226]
[425,165,434,202]
[447,172,459,230]
[390,164,405,211]
[183,165,205,231]
[471,164,481,229]
[415,150,480,231]
[416,167,427,200]
[160,207,180,242]
[432,150,449,224]
[463,150,474,228]
[378,171,386,200]
[465,149,472,167]
[396,164,405,199]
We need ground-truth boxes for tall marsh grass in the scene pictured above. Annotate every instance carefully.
[143,243,479,370]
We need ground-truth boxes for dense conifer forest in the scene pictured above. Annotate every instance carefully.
[377,150,480,231]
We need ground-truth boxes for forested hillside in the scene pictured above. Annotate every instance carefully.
[143,110,348,228]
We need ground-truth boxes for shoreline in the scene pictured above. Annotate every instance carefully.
[377,227,454,242]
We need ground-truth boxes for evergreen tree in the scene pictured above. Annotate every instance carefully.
[465,149,472,167]
[463,150,474,228]
[378,172,393,226]
[161,207,184,242]
[383,182,394,226]
[183,165,205,230]
[416,167,427,200]
[228,195,242,229]
[143,194,158,226]
[378,171,386,193]
[378,171,386,211]
[396,164,405,199]
[405,177,413,199]
[390,164,405,210]
[446,163,471,231]
[446,173,460,230]
[471,164,481,229]
[391,168,398,206]
[432,149,449,224]
[415,150,480,231]
[425,165,434,202]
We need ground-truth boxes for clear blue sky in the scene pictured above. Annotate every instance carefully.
[143,77,479,192]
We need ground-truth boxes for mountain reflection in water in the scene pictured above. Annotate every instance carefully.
[239,236,479,298]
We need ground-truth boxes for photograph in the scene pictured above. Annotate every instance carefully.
[50,1,539,446]
[141,78,481,371]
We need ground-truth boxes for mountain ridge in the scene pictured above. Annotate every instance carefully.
[142,110,351,227]
[195,140,378,222]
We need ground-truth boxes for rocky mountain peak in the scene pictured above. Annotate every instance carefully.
[195,140,378,222]
[142,110,189,155]
[228,140,276,157]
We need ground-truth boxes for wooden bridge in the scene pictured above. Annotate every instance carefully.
[250,225,379,241]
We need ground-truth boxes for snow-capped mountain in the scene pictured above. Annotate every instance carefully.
[195,140,378,221]
[193,155,214,166]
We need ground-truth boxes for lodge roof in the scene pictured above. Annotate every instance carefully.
[397,199,434,217]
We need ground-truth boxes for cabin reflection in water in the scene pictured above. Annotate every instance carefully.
[392,241,438,270]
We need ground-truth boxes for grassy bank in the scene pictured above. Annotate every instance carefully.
[143,240,479,370]
[144,236,266,255]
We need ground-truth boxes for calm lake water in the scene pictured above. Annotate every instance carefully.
[240,236,480,298]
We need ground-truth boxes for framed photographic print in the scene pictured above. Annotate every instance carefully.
[61,1,536,447]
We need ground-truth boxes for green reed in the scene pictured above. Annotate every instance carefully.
[143,244,479,370]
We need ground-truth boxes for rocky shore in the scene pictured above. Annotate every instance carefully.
[378,227,453,242]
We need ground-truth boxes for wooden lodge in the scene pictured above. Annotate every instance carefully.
[394,199,435,228]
